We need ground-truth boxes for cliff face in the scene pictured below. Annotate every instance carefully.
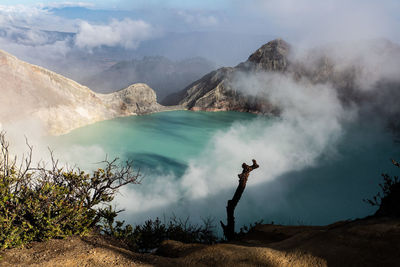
[171,39,287,113]
[237,38,290,72]
[172,38,290,113]
[169,38,400,114]
[178,67,277,113]
[100,83,162,116]
[0,49,163,135]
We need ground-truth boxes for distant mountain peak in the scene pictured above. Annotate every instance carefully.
[238,38,291,72]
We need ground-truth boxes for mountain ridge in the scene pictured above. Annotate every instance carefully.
[0,49,165,135]
[166,38,400,115]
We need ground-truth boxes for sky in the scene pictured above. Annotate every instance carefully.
[0,0,230,10]
[0,0,398,42]
[0,0,398,71]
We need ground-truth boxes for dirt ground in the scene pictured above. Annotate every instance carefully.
[1,216,399,267]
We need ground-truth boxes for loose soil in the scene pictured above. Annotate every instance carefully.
[1,217,399,267]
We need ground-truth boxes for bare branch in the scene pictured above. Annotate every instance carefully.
[392,159,400,168]
[220,159,259,241]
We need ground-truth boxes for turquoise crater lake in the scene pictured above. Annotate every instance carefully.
[53,110,400,226]
[55,111,258,177]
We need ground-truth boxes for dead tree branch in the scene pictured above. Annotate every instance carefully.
[220,159,259,241]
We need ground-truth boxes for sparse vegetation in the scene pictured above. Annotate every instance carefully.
[99,209,218,252]
[0,132,218,251]
[0,132,140,249]
[364,159,400,217]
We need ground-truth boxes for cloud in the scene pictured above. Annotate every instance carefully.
[232,0,400,44]
[0,5,157,52]
[177,10,219,27]
[0,17,73,67]
[0,31,73,74]
[39,2,95,9]
[0,4,77,32]
[75,18,155,50]
[0,5,158,80]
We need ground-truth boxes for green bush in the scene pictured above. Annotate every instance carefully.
[365,159,400,217]
[0,132,140,249]
[0,131,218,251]
[98,208,218,252]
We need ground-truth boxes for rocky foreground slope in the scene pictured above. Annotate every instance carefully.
[0,49,164,135]
[165,38,400,115]
[1,216,399,267]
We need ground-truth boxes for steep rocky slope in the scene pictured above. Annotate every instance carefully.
[163,38,287,111]
[164,39,289,112]
[167,38,400,114]
[0,49,163,135]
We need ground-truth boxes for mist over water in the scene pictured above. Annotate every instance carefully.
[51,111,400,230]
[53,111,257,174]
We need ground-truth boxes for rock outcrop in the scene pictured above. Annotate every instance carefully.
[237,38,290,72]
[171,39,292,113]
[0,49,163,135]
[177,67,277,113]
[167,38,400,114]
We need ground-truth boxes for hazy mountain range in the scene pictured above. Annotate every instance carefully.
[81,56,216,103]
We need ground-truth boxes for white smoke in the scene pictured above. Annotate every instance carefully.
[110,70,358,225]
[181,73,352,198]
